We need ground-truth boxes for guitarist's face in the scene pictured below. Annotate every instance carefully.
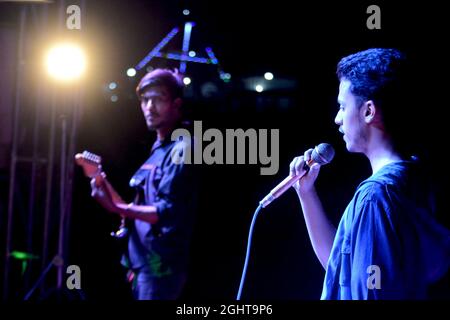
[140,85,182,133]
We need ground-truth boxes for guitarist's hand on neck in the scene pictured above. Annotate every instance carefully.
[90,177,121,214]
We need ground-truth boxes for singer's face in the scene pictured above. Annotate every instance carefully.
[140,86,182,132]
[335,79,368,153]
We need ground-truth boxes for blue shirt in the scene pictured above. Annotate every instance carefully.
[122,136,198,277]
[322,159,450,299]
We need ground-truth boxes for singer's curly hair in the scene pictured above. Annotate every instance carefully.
[337,48,408,107]
[337,48,415,154]
[136,68,184,100]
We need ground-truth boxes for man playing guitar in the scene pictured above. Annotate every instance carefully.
[76,69,198,300]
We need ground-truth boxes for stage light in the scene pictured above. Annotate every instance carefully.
[264,72,274,80]
[111,95,118,102]
[183,9,190,16]
[127,68,137,77]
[183,77,192,85]
[255,84,264,92]
[220,72,231,81]
[108,82,117,90]
[45,43,86,82]
[188,50,196,57]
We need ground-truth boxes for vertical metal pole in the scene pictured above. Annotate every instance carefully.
[57,112,67,290]
[3,6,27,301]
[58,0,66,28]
[55,0,67,293]
[63,91,80,267]
[24,74,42,291]
[38,2,53,295]
[63,0,86,271]
[41,88,56,293]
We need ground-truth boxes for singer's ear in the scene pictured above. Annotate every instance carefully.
[362,100,377,124]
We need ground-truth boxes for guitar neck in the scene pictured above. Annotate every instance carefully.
[75,151,126,205]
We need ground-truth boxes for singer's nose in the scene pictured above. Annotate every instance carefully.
[334,109,343,126]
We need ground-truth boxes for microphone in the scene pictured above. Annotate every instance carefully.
[259,143,335,208]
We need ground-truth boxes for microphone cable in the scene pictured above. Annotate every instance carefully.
[236,143,334,299]
[236,203,263,300]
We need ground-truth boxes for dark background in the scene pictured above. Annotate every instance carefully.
[1,0,449,301]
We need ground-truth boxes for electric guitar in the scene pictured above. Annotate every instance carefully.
[75,150,128,238]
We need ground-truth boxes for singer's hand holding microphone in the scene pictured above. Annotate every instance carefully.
[259,143,335,208]
[290,149,321,194]
[239,143,335,300]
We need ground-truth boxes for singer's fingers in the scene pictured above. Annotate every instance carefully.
[304,148,314,163]
[289,157,303,176]
[289,158,297,176]
[290,156,308,177]
[308,163,321,180]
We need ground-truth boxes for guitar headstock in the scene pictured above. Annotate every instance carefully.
[75,150,103,178]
